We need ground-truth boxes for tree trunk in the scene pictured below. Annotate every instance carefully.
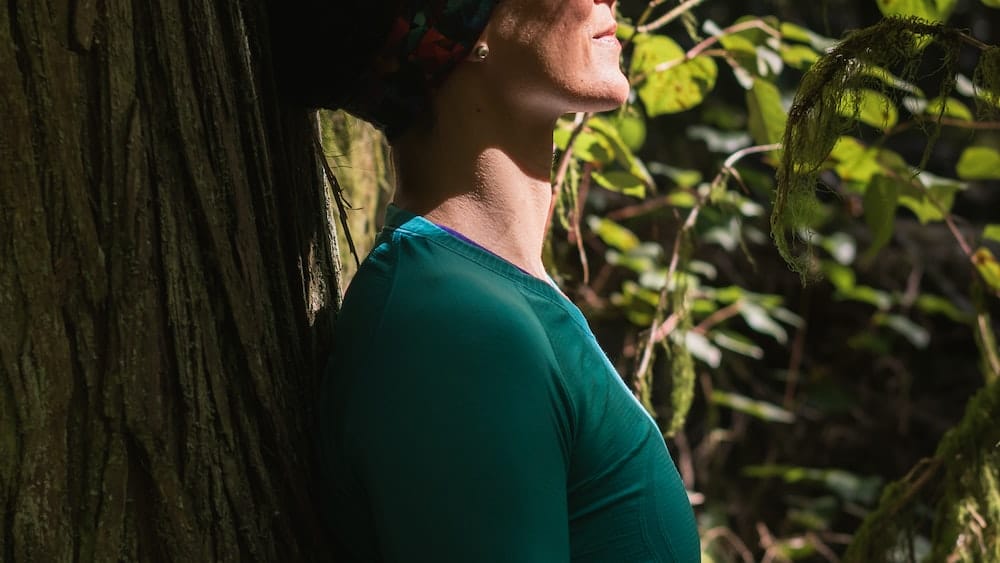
[318,111,394,285]
[1,1,338,560]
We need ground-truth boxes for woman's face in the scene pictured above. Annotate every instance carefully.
[482,0,628,118]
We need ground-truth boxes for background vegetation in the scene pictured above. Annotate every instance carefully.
[327,0,1000,560]
[3,0,993,559]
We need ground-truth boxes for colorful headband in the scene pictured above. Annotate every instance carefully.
[340,0,499,138]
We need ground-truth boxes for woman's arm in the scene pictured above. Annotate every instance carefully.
[356,324,569,563]
[345,298,573,562]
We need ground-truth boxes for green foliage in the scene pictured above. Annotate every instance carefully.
[631,34,719,116]
[744,465,882,503]
[957,146,1000,180]
[974,248,1000,292]
[711,391,795,423]
[546,1,1000,558]
[876,0,957,22]
[844,381,1000,562]
[925,96,974,120]
[862,175,899,260]
[771,17,973,276]
[746,79,787,145]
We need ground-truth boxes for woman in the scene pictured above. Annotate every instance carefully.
[271,0,700,560]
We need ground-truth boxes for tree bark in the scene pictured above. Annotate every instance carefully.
[1,1,337,560]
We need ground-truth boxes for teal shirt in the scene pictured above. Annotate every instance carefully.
[318,206,700,562]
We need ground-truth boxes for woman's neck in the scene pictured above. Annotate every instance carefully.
[392,84,558,280]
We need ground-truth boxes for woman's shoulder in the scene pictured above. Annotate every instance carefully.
[338,231,548,352]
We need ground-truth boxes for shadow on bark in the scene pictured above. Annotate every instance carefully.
[1,1,339,560]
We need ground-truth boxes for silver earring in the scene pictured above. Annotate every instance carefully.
[474,44,489,61]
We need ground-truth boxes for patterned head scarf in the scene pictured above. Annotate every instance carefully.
[341,0,500,138]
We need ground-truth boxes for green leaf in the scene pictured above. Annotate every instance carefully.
[587,117,640,172]
[713,286,746,304]
[568,131,615,164]
[637,270,668,291]
[779,22,814,44]
[863,65,925,97]
[757,47,785,81]
[862,175,901,260]
[984,0,1000,7]
[746,79,787,145]
[613,282,657,326]
[876,313,930,348]
[726,15,782,46]
[665,189,697,208]
[552,126,572,150]
[914,294,972,323]
[703,218,741,252]
[584,117,655,195]
[984,224,1000,243]
[739,302,788,344]
[836,285,893,310]
[831,137,882,183]
[621,280,660,307]
[711,18,777,82]
[819,232,857,265]
[711,330,764,359]
[925,96,974,121]
[631,34,718,117]
[743,465,882,504]
[591,170,647,198]
[957,146,1000,180]
[779,22,837,51]
[771,306,805,329]
[876,0,957,22]
[822,261,857,293]
[685,331,722,368]
[973,247,1000,291]
[711,391,795,423]
[897,172,964,225]
[688,260,719,280]
[587,216,641,252]
[788,502,835,532]
[718,31,757,58]
[837,89,899,131]
[649,163,703,189]
[779,43,820,69]
[609,106,647,151]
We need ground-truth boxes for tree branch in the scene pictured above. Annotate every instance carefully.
[636,0,709,34]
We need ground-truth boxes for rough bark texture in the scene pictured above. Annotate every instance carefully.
[1,1,338,560]
[318,110,393,285]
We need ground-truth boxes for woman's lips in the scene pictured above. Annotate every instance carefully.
[593,24,618,39]
[593,24,620,47]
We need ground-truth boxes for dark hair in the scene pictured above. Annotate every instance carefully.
[268,1,498,138]
[266,1,398,111]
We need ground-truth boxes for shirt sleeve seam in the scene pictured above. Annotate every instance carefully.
[514,289,581,464]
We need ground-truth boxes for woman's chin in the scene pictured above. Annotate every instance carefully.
[579,77,631,112]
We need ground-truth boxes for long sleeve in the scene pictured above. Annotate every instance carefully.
[354,306,570,563]
[317,207,699,562]
[341,275,575,562]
